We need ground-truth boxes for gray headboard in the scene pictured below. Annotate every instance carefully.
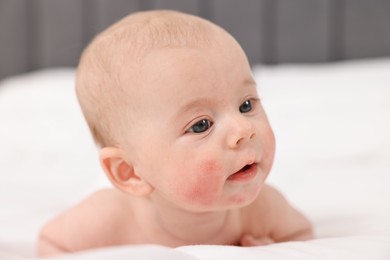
[1,0,390,79]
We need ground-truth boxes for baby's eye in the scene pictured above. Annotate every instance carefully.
[187,119,213,134]
[239,99,252,113]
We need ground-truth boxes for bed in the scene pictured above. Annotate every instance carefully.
[1,1,390,259]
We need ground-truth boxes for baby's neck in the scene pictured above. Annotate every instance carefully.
[133,197,242,246]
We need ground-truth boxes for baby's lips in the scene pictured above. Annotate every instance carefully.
[227,163,258,181]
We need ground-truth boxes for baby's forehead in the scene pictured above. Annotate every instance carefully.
[104,12,233,84]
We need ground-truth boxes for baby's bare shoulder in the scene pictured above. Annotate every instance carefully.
[241,184,313,242]
[241,184,286,223]
[38,188,134,255]
[60,188,133,225]
[244,184,286,212]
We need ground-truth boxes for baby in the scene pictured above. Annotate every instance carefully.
[37,10,313,256]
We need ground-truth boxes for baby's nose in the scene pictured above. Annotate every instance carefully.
[226,115,256,149]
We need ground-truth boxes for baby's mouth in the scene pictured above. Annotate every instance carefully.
[228,163,258,181]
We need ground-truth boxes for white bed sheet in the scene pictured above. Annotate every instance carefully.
[0,58,389,259]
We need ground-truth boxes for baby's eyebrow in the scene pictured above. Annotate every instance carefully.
[243,77,257,87]
[173,77,256,120]
[177,98,214,115]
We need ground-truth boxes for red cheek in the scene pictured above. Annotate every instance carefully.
[182,159,222,205]
[201,160,218,174]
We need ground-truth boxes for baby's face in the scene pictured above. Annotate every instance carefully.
[121,36,275,212]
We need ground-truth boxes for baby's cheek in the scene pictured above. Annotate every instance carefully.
[179,159,222,206]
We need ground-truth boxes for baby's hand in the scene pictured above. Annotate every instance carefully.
[240,234,274,247]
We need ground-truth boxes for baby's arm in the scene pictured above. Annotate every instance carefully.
[241,185,313,246]
[265,185,313,242]
[37,189,127,256]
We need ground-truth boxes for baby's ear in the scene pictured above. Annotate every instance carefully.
[99,147,153,196]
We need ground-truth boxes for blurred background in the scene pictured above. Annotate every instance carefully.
[1,0,390,79]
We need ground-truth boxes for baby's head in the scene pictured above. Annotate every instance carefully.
[76,10,275,212]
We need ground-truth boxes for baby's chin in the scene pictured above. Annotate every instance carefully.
[224,173,266,205]
[229,189,262,209]
[205,190,263,212]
